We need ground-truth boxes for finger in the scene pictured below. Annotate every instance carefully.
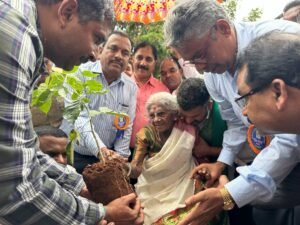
[190,165,206,178]
[177,203,201,225]
[134,208,144,225]
[185,192,205,206]
[123,193,138,206]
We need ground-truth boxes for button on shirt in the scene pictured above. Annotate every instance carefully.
[130,76,169,148]
[204,20,300,207]
[0,0,105,224]
[61,60,137,158]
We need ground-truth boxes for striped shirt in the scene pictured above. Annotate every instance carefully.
[61,60,137,158]
[0,0,105,224]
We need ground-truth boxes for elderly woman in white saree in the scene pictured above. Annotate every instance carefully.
[128,92,228,225]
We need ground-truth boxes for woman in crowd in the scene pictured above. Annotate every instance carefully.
[128,92,228,225]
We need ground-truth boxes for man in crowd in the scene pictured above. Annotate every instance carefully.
[0,0,142,224]
[35,126,69,165]
[177,78,226,163]
[61,31,137,173]
[160,57,183,94]
[130,42,169,149]
[164,0,300,225]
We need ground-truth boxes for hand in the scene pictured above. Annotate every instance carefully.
[193,136,212,159]
[98,220,115,225]
[178,176,228,225]
[79,185,92,200]
[191,161,225,188]
[99,148,126,163]
[104,193,144,225]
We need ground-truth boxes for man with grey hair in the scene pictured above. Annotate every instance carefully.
[164,0,300,225]
[0,0,143,225]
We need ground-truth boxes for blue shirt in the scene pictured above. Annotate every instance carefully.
[204,19,300,207]
[61,60,137,158]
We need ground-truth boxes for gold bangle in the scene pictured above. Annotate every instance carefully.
[220,187,235,210]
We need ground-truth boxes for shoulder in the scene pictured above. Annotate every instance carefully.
[121,74,138,90]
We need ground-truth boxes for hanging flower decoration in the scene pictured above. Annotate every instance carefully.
[114,0,176,24]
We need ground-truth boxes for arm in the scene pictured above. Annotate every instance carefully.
[113,82,137,158]
[130,128,149,178]
[0,6,104,223]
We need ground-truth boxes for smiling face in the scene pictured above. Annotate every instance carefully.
[148,104,177,133]
[160,59,183,92]
[99,34,131,81]
[176,20,237,74]
[133,46,156,83]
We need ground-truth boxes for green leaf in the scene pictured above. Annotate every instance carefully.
[39,94,53,114]
[63,100,82,124]
[98,107,128,117]
[66,75,84,96]
[84,79,105,94]
[81,70,99,77]
[66,141,74,166]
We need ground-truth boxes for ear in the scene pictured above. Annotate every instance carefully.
[207,99,213,111]
[271,79,288,111]
[215,19,232,36]
[57,0,78,28]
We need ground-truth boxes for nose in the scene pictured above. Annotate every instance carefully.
[184,117,193,124]
[89,50,97,62]
[55,154,67,165]
[242,106,248,117]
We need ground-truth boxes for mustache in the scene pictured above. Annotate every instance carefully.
[138,65,148,71]
[110,59,123,67]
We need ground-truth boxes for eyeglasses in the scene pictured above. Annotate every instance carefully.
[183,26,216,67]
[235,88,260,108]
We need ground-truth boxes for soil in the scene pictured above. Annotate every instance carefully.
[82,159,134,205]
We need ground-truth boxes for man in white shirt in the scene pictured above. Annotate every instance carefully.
[164,0,300,224]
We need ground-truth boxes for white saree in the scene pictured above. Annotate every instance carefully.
[135,122,197,225]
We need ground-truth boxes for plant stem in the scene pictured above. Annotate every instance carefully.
[84,104,106,164]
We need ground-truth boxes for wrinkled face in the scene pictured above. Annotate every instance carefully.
[176,22,235,74]
[133,46,156,81]
[236,65,277,135]
[39,135,68,165]
[148,104,177,133]
[100,34,131,78]
[160,59,183,92]
[179,105,208,127]
[48,19,111,70]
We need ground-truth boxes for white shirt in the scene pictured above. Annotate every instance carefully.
[204,19,300,207]
[61,60,137,158]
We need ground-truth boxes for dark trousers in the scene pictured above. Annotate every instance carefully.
[74,151,99,174]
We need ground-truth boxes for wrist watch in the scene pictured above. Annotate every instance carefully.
[219,187,235,210]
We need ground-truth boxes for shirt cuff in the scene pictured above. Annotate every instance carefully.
[218,148,236,166]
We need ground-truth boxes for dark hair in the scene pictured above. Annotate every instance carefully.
[284,0,300,12]
[35,126,68,138]
[177,78,210,110]
[36,0,114,24]
[102,31,133,50]
[133,41,158,60]
[160,56,182,71]
[237,31,300,91]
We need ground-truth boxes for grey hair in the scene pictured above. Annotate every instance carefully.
[164,0,230,48]
[146,92,179,115]
[36,0,114,24]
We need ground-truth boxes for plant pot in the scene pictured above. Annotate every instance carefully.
[82,159,134,205]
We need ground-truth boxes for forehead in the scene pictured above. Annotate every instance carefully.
[160,59,178,70]
[180,105,206,116]
[149,103,166,112]
[177,35,208,59]
[134,46,155,58]
[105,34,131,49]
